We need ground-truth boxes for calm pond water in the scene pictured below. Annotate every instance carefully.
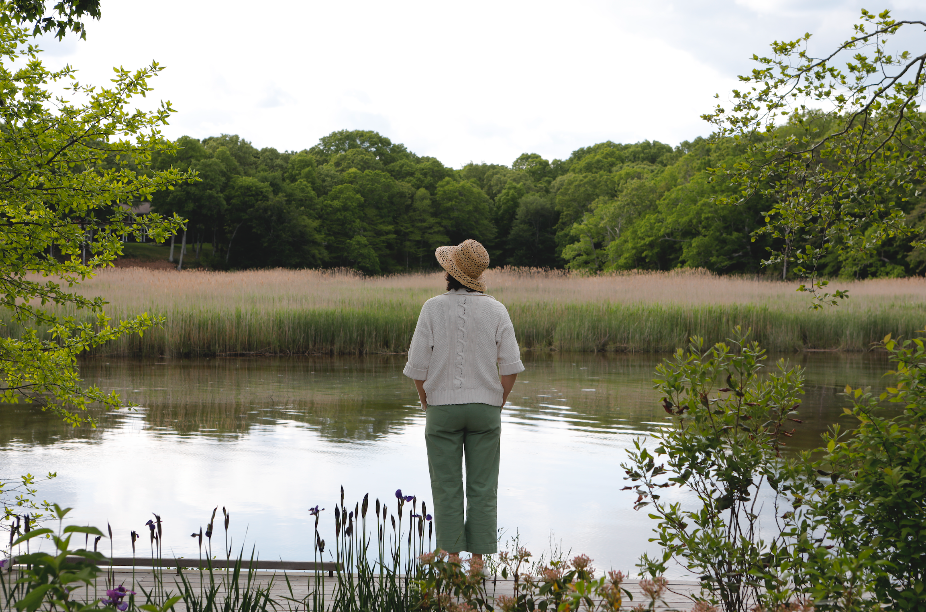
[1,352,890,575]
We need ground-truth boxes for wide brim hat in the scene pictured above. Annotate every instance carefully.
[435,239,490,292]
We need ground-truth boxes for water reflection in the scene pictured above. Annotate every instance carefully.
[0,352,891,574]
[5,352,889,448]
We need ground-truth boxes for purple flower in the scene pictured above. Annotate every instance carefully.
[308,505,324,516]
[426,514,433,521]
[404,495,414,503]
[410,513,421,518]
[395,489,403,499]
[145,520,155,532]
[0,559,7,569]
[100,585,135,610]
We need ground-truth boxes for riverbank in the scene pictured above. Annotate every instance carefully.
[9,268,926,355]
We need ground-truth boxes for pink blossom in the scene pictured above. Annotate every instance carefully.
[571,554,595,576]
[607,570,626,586]
[495,595,518,612]
[418,552,436,564]
[639,576,668,600]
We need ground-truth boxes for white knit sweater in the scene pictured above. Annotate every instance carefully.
[403,289,525,407]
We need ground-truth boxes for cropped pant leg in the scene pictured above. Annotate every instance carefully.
[425,403,501,555]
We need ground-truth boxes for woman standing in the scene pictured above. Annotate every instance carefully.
[403,239,524,564]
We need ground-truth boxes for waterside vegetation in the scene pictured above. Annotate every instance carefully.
[1,495,678,612]
[4,268,924,356]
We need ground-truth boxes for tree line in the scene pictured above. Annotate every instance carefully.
[152,117,926,279]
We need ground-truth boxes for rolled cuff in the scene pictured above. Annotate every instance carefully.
[403,363,428,380]
[498,360,525,376]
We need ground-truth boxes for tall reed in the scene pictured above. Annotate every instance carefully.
[6,268,925,354]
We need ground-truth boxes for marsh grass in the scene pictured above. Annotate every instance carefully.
[7,268,926,354]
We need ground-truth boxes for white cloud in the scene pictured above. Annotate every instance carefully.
[27,0,918,167]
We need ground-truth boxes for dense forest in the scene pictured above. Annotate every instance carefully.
[151,121,926,279]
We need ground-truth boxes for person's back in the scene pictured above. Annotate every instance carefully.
[405,290,522,407]
[404,239,524,566]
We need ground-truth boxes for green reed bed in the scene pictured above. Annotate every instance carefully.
[528,301,926,353]
[5,268,926,355]
[5,301,923,356]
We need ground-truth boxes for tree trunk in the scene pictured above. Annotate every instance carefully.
[212,227,217,258]
[169,235,175,263]
[585,234,599,270]
[782,241,790,280]
[194,231,202,263]
[226,223,242,265]
[177,229,187,271]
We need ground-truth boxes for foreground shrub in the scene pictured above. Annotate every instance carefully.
[627,326,926,611]
[415,550,676,612]
[622,328,806,612]
[1,504,116,612]
[783,331,926,610]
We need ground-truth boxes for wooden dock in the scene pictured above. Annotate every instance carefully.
[3,563,702,611]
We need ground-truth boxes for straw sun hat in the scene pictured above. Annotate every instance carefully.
[435,239,490,293]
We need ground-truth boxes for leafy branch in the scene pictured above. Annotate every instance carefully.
[704,10,926,308]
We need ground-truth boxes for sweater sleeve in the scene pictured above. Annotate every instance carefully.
[496,306,525,376]
[403,302,433,381]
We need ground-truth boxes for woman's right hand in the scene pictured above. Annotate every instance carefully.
[414,379,428,410]
[500,373,518,408]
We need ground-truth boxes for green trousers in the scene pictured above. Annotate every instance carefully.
[425,403,501,555]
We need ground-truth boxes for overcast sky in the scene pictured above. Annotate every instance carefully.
[34,0,922,167]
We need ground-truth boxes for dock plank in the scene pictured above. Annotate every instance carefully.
[2,569,702,611]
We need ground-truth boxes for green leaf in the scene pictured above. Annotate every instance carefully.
[13,584,54,612]
[62,525,105,537]
[12,528,54,547]
[52,504,72,520]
